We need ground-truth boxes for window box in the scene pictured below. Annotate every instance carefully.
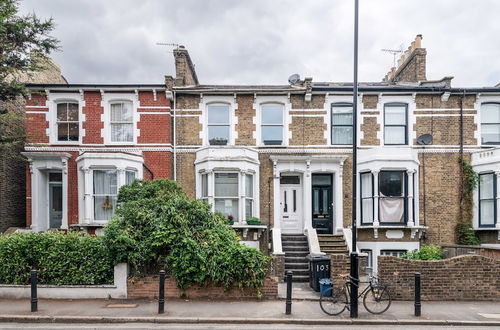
[209,138,228,145]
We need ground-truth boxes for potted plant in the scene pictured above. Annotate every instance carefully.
[246,217,261,225]
[209,137,228,145]
[227,215,234,225]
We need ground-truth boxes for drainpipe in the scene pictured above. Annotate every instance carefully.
[459,89,465,220]
[173,90,177,181]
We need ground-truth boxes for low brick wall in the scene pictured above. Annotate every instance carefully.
[378,255,500,301]
[128,276,278,300]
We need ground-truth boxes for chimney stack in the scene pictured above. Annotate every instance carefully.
[172,45,199,87]
[383,34,427,83]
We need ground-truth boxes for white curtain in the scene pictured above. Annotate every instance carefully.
[93,170,117,221]
[379,195,404,223]
[214,173,238,197]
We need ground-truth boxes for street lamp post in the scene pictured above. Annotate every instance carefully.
[350,0,359,319]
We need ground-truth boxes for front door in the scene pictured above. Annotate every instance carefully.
[48,173,63,229]
[312,174,333,234]
[280,175,302,233]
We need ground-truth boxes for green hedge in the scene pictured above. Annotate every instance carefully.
[0,231,114,285]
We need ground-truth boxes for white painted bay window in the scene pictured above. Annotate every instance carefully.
[208,104,230,145]
[110,102,133,142]
[360,170,413,226]
[245,173,254,218]
[261,104,284,145]
[56,102,79,141]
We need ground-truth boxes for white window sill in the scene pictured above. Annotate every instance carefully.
[473,227,500,231]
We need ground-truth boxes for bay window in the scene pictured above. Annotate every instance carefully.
[57,102,79,141]
[110,102,133,142]
[93,170,117,221]
[479,173,496,227]
[480,103,500,144]
[261,104,284,145]
[331,103,353,145]
[208,104,230,145]
[360,170,409,225]
[125,170,136,185]
[384,103,407,145]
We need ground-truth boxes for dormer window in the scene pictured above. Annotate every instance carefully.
[56,102,79,141]
[261,104,284,145]
[110,101,133,142]
[208,104,230,145]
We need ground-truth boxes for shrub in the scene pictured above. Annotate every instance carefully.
[0,231,114,285]
[246,217,261,225]
[456,221,481,246]
[103,179,271,290]
[402,245,443,260]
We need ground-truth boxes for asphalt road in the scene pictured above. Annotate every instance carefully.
[0,324,498,330]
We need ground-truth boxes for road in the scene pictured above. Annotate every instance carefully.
[0,324,497,330]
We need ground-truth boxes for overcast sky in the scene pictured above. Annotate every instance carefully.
[19,0,500,87]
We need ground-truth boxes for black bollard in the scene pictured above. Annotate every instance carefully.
[414,272,421,316]
[30,270,38,313]
[285,271,293,315]
[158,270,165,314]
[349,252,359,318]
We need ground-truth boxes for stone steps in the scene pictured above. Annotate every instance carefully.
[282,234,310,283]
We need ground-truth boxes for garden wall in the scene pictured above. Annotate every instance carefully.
[378,255,500,301]
[128,276,278,300]
[0,263,128,299]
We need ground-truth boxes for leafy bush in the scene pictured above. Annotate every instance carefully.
[402,245,444,260]
[456,221,481,245]
[103,179,271,290]
[0,231,113,285]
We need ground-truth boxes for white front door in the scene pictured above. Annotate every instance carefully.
[280,176,303,234]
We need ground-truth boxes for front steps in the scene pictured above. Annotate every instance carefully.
[282,234,310,282]
[318,234,350,270]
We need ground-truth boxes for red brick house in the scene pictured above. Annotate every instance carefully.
[23,85,172,233]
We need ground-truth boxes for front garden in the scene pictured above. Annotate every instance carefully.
[0,179,271,293]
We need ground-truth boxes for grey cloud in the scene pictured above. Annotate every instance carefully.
[19,0,500,87]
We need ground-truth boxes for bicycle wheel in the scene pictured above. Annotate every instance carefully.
[319,287,348,316]
[363,285,392,314]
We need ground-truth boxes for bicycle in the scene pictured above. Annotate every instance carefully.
[319,274,392,315]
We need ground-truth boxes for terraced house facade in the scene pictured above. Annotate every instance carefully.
[21,35,500,275]
[169,35,500,275]
[23,84,173,234]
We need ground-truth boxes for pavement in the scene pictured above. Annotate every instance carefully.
[0,298,499,326]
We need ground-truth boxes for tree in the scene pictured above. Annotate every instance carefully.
[0,0,59,102]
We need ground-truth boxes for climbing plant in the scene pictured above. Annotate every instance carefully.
[456,158,480,245]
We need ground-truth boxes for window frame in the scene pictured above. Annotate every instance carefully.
[51,98,81,144]
[110,101,134,143]
[360,249,373,275]
[245,173,254,219]
[360,172,374,225]
[384,103,408,145]
[478,172,497,228]
[378,170,408,225]
[214,171,240,221]
[260,103,285,146]
[480,102,500,145]
[331,102,353,145]
[380,250,407,258]
[56,101,80,142]
[92,169,118,222]
[207,103,231,146]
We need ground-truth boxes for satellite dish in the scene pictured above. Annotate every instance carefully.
[288,73,301,85]
[416,134,433,145]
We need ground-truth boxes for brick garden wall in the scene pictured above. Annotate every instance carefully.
[127,276,278,300]
[377,255,500,301]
